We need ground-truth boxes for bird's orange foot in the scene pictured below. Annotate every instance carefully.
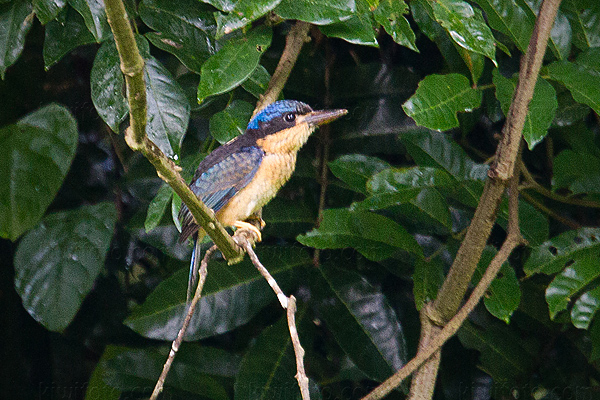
[234,221,262,242]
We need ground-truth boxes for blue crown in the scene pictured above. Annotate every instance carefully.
[247,100,311,130]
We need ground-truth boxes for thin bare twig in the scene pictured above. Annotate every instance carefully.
[150,245,217,400]
[401,0,563,397]
[363,174,525,400]
[236,231,310,399]
[254,21,311,114]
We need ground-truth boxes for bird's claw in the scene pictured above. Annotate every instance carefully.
[233,221,262,242]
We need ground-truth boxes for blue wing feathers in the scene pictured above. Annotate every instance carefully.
[178,145,264,242]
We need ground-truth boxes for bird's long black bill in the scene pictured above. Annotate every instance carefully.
[303,108,348,126]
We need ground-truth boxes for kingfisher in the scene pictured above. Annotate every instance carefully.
[179,100,347,300]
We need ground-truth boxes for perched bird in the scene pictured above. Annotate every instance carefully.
[179,100,347,300]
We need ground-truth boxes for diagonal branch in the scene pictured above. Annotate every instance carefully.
[104,0,243,262]
[363,174,525,400]
[364,0,563,398]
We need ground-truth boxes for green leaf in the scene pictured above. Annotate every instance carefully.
[68,0,110,42]
[562,0,600,50]
[124,246,310,340]
[14,203,117,332]
[548,61,600,112]
[473,247,521,323]
[498,200,548,246]
[402,74,482,131]
[319,13,378,47]
[91,39,128,133]
[571,285,600,329]
[197,25,272,103]
[145,184,173,232]
[355,167,454,211]
[524,228,600,276]
[275,0,356,25]
[33,0,66,25]
[312,265,407,381]
[0,104,78,241]
[0,0,34,78]
[373,0,418,52]
[241,64,271,98]
[209,100,253,144]
[85,346,123,400]
[297,209,422,260]
[401,130,489,181]
[140,0,218,74]
[328,154,391,194]
[214,0,283,37]
[471,0,533,53]
[43,5,96,69]
[431,0,497,66]
[145,56,190,158]
[411,188,452,229]
[546,254,600,319]
[517,0,571,59]
[234,309,307,400]
[458,319,537,381]
[553,150,600,194]
[413,257,445,310]
[493,69,557,150]
[103,347,228,399]
[262,197,315,238]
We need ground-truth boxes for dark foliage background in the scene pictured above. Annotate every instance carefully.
[1,0,600,399]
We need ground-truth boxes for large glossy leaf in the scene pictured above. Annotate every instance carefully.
[144,184,173,232]
[85,346,126,400]
[472,247,521,323]
[562,0,600,50]
[297,208,422,261]
[413,257,445,310]
[33,0,66,25]
[518,0,571,59]
[124,246,310,340]
[402,74,482,131]
[234,309,308,400]
[262,197,315,239]
[546,254,600,320]
[145,56,190,158]
[68,0,110,42]
[14,203,117,332]
[43,5,96,69]
[319,13,378,47]
[90,39,128,133]
[312,265,407,382]
[0,0,34,78]
[209,100,253,144]
[471,0,533,52]
[553,150,600,194]
[493,69,557,150]
[328,154,391,194]
[524,228,600,276]
[214,0,283,37]
[241,64,271,98]
[274,0,355,25]
[458,319,537,381]
[431,0,497,66]
[103,347,229,399]
[373,0,418,52]
[497,199,549,247]
[547,57,600,117]
[197,26,272,103]
[400,130,489,181]
[0,104,78,240]
[571,285,600,329]
[354,167,454,211]
[140,0,218,74]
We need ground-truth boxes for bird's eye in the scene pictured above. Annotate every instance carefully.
[284,113,296,122]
